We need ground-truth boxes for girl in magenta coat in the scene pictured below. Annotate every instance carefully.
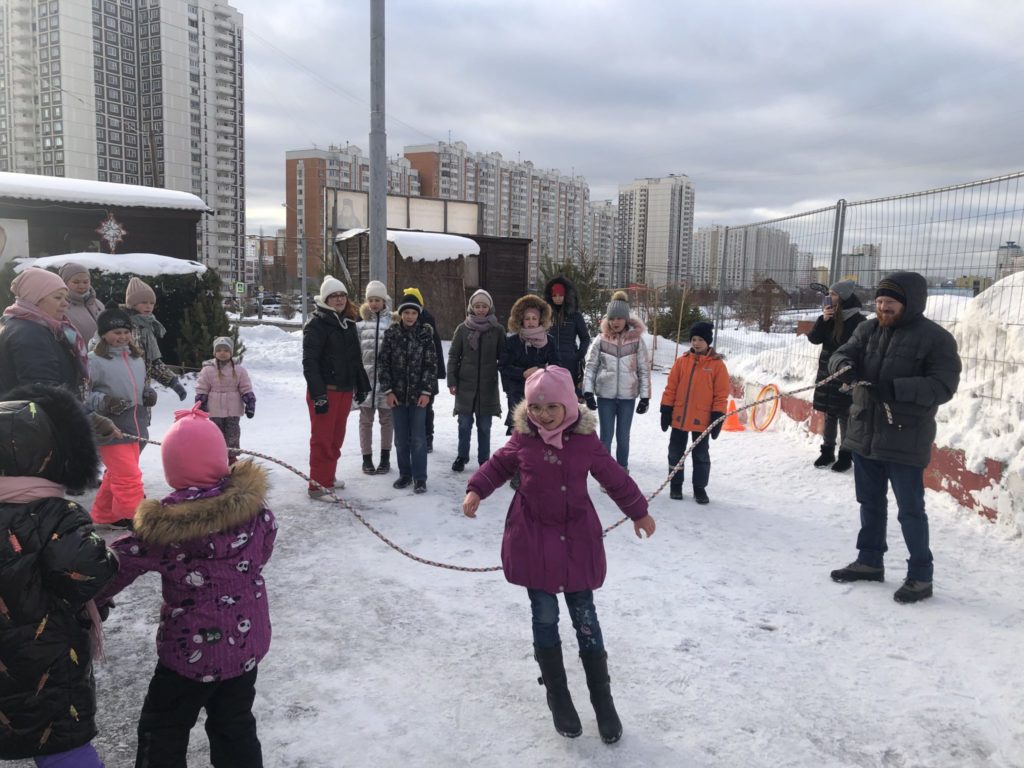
[463,365,655,745]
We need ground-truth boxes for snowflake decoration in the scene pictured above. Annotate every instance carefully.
[95,212,128,253]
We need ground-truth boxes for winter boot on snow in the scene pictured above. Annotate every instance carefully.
[831,449,853,473]
[693,487,710,505]
[814,445,836,468]
[580,650,622,744]
[452,456,468,472]
[830,561,884,583]
[534,646,582,738]
[375,449,391,474]
[362,454,376,475]
[669,475,684,501]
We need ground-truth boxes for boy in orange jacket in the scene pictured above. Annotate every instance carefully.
[660,321,730,503]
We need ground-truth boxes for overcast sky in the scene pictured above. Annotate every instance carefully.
[235,0,1024,234]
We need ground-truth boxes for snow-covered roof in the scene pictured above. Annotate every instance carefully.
[14,252,207,277]
[0,172,211,212]
[336,228,480,262]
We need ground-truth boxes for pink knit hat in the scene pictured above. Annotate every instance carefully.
[161,403,230,490]
[10,267,68,305]
[125,276,156,307]
[524,365,580,448]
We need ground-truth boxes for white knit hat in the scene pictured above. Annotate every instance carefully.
[364,280,390,303]
[213,336,233,352]
[467,289,494,313]
[318,275,348,304]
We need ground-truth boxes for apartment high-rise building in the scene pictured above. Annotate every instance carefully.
[616,175,695,287]
[585,200,617,288]
[840,243,882,287]
[0,0,246,284]
[283,145,420,292]
[404,140,591,288]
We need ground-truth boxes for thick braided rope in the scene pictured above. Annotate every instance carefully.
[129,366,851,572]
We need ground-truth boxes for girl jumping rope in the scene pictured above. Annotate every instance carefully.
[463,365,655,744]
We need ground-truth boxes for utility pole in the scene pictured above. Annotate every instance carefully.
[368,0,387,283]
[282,202,308,324]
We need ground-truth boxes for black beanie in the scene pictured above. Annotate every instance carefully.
[97,307,133,335]
[689,321,714,347]
[875,278,906,304]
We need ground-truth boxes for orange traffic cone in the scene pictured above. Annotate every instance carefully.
[722,397,745,432]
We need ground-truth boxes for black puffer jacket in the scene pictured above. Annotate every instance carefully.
[0,316,83,394]
[0,497,117,760]
[829,272,961,467]
[807,294,866,416]
[378,321,438,406]
[302,305,370,399]
[417,307,446,394]
[543,277,591,382]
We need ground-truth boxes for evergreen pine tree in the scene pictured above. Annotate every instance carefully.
[175,269,233,371]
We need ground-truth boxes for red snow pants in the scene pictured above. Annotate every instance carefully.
[306,389,353,489]
[91,442,144,524]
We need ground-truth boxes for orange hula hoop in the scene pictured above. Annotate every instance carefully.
[750,384,780,432]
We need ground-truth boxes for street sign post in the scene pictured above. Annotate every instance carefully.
[235,281,245,296]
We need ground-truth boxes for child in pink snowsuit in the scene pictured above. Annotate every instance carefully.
[195,336,255,463]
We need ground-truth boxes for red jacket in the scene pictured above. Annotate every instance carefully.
[661,349,730,432]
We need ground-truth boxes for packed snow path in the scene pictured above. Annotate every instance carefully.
[22,326,1020,768]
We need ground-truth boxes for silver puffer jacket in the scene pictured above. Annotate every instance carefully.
[582,317,651,400]
[355,302,394,409]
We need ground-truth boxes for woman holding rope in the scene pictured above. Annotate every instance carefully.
[463,365,655,745]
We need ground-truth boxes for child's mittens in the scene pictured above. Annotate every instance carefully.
[171,379,187,401]
[583,392,598,411]
[354,390,368,406]
[660,404,673,432]
[242,392,256,419]
[195,393,209,412]
[313,395,330,414]
[102,395,132,416]
[709,411,725,440]
[636,397,649,415]
[143,387,158,407]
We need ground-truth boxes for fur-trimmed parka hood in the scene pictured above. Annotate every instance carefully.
[599,315,647,343]
[508,294,553,333]
[132,459,268,547]
[359,300,392,321]
[543,276,579,314]
[512,399,597,436]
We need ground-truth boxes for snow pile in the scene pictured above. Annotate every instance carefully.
[0,171,209,211]
[13,252,207,276]
[336,229,480,262]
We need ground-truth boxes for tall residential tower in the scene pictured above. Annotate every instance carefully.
[616,175,695,287]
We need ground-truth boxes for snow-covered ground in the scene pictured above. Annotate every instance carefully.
[17,322,1024,768]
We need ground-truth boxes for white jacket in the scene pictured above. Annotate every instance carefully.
[355,302,394,409]
[582,317,651,400]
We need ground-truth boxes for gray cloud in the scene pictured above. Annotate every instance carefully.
[234,0,1024,231]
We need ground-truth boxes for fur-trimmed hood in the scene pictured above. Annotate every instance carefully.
[359,300,392,321]
[543,276,579,314]
[132,459,268,547]
[599,315,647,343]
[512,399,597,436]
[507,294,553,333]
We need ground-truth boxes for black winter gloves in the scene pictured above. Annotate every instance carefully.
[313,395,329,414]
[635,398,649,415]
[242,392,256,419]
[583,392,598,411]
[171,380,187,401]
[660,404,673,432]
[195,393,209,412]
[142,387,158,408]
[709,411,725,440]
[354,390,369,406]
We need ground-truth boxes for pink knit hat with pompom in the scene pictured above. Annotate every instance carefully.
[161,403,230,490]
[10,267,67,305]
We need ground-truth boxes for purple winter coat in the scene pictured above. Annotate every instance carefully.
[467,402,648,594]
[100,460,276,682]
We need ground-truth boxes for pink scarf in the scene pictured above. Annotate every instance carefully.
[3,299,90,383]
[518,325,549,349]
[464,313,502,350]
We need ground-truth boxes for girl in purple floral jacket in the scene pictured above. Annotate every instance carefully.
[463,365,655,745]
[100,404,276,767]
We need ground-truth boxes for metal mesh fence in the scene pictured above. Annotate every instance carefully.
[706,171,1024,400]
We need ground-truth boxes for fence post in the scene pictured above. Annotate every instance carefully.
[828,199,847,284]
[714,226,730,346]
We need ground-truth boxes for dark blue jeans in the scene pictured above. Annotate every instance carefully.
[392,404,428,481]
[596,397,635,467]
[527,588,604,652]
[457,412,492,464]
[852,453,933,581]
[667,429,711,489]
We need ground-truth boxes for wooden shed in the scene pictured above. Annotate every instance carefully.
[334,229,531,338]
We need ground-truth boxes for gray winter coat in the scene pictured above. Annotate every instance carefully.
[355,302,394,409]
[582,317,652,400]
[829,272,961,467]
[447,320,503,417]
[86,343,150,443]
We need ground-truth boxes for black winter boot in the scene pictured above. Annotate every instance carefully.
[375,449,391,474]
[669,476,683,501]
[579,650,622,744]
[534,646,582,738]
[362,454,376,475]
[814,445,835,468]
[452,456,468,472]
[831,449,853,473]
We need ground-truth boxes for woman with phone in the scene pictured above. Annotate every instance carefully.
[806,281,866,472]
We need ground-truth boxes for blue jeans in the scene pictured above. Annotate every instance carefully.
[596,397,635,467]
[392,404,428,481]
[667,429,711,489]
[527,588,604,652]
[852,453,933,581]
[457,412,492,464]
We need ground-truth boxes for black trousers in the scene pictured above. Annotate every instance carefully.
[136,664,262,768]
[425,394,436,443]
